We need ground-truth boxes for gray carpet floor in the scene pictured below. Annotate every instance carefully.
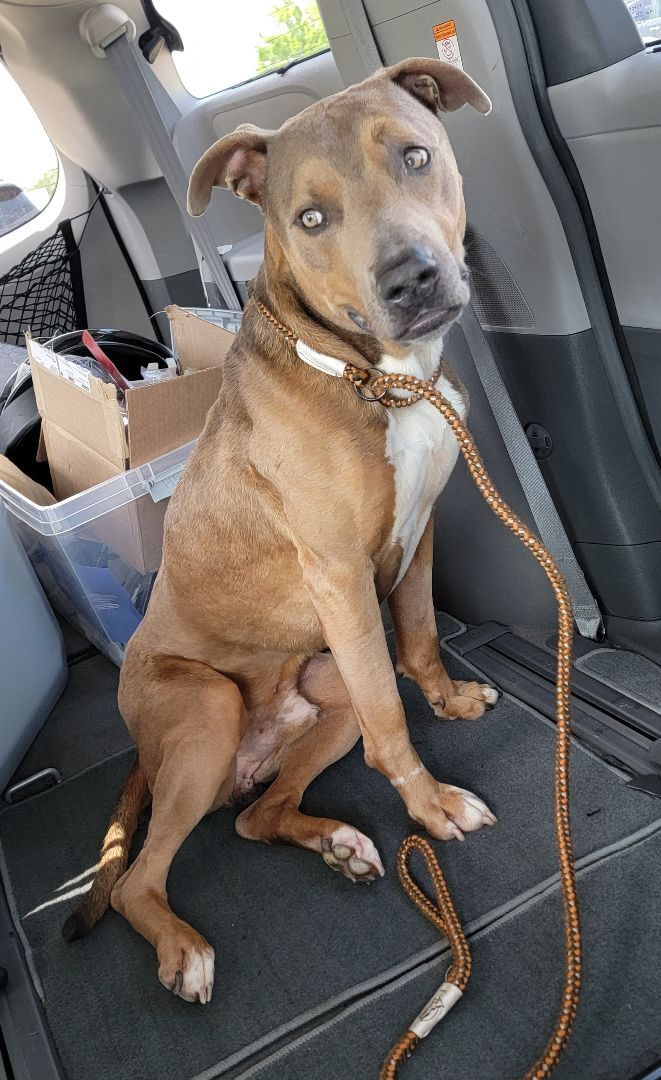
[576,646,661,714]
[1,618,660,1080]
[249,824,661,1080]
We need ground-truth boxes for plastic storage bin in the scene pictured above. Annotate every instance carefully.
[183,307,243,335]
[0,502,67,793]
[0,441,195,666]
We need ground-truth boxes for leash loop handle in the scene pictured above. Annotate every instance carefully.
[379,836,470,1079]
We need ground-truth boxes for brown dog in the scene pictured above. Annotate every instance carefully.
[64,58,496,1004]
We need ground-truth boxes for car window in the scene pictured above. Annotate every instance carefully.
[156,0,329,98]
[0,63,59,239]
[626,0,661,42]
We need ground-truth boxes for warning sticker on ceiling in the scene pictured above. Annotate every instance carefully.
[433,20,463,69]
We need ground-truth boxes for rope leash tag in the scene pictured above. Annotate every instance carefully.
[409,981,463,1039]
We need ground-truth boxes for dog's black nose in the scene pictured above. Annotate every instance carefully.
[377,246,441,311]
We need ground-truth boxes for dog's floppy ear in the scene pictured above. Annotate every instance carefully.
[386,57,491,115]
[187,125,273,217]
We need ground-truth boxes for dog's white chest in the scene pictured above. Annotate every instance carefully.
[380,342,466,589]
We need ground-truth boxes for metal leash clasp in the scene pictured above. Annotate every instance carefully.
[350,364,389,402]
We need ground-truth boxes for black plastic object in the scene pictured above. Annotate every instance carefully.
[138,0,184,64]
[50,329,173,383]
[524,422,553,460]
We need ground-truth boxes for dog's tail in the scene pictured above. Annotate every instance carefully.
[62,757,150,942]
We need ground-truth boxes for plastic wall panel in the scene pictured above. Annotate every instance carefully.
[550,52,661,330]
[321,0,590,335]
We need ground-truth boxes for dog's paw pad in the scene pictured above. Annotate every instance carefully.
[321,826,384,883]
[158,942,215,1004]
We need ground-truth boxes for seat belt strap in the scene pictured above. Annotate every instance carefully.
[337,0,383,75]
[460,303,603,639]
[101,31,241,311]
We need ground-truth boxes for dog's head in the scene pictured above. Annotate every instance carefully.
[188,59,490,348]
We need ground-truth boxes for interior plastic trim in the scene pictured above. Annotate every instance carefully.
[525,0,643,86]
[484,0,661,508]
[447,625,658,777]
[0,867,64,1079]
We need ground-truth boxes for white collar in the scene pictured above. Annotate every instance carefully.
[295,339,347,378]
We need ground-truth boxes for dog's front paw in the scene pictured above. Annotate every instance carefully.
[158,935,215,1004]
[410,781,497,841]
[321,826,384,883]
[430,680,499,720]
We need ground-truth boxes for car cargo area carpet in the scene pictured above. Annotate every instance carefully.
[248,826,661,1080]
[0,619,659,1080]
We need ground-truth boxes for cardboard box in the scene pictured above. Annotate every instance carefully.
[28,307,234,572]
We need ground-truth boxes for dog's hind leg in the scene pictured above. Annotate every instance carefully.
[236,653,384,883]
[112,657,245,1003]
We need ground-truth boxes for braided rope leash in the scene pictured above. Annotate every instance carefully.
[250,297,581,1078]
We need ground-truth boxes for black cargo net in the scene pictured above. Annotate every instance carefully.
[0,218,88,345]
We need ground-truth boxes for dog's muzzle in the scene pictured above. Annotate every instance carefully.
[375,245,469,341]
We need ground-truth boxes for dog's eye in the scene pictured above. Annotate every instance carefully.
[299,209,324,229]
[403,147,430,171]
